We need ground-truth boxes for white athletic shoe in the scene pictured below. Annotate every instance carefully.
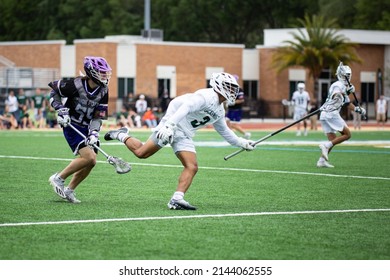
[319,144,329,161]
[304,130,308,136]
[49,173,66,198]
[244,132,251,139]
[104,127,129,141]
[317,160,334,168]
[296,131,301,136]
[64,187,81,203]
[168,198,197,210]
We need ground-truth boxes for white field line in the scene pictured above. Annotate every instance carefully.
[103,140,390,147]
[1,154,390,181]
[1,208,389,228]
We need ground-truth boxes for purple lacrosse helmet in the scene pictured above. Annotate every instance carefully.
[83,56,112,87]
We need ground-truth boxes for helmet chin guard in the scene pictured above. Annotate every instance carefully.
[83,56,112,87]
[209,72,239,105]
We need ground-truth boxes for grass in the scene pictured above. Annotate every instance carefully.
[0,128,389,260]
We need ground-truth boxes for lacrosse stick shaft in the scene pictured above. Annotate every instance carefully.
[224,108,321,161]
[345,77,368,120]
[68,123,110,159]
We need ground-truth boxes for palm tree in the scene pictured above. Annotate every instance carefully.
[271,14,362,101]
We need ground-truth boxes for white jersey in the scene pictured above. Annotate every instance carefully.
[320,80,350,120]
[157,88,241,146]
[291,90,310,111]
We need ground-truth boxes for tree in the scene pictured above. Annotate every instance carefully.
[271,14,362,99]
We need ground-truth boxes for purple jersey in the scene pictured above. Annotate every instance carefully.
[48,77,109,127]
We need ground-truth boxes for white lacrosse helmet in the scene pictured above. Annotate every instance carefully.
[209,72,239,105]
[336,63,352,86]
[297,82,305,92]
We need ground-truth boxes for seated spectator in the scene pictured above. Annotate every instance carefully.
[46,106,58,128]
[142,107,158,128]
[116,106,135,128]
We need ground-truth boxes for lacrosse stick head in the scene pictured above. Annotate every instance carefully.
[107,156,131,174]
[336,62,352,86]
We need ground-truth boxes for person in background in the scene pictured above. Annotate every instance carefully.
[135,94,148,117]
[5,90,19,129]
[376,94,387,130]
[283,83,311,136]
[142,107,158,128]
[225,75,251,139]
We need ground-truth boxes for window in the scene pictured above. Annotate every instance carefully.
[118,78,134,99]
[361,82,375,103]
[158,79,170,98]
[243,80,258,100]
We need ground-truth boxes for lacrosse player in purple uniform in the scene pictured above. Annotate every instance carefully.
[48,56,112,203]
[317,64,366,168]
[104,72,256,210]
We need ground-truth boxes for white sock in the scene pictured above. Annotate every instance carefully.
[324,141,333,149]
[118,133,129,143]
[172,191,184,201]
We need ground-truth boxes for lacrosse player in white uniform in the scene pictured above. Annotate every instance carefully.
[282,83,311,136]
[104,72,256,210]
[48,56,112,203]
[317,64,366,168]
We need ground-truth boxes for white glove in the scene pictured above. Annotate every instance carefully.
[281,99,291,106]
[156,121,176,145]
[57,108,70,127]
[238,137,255,151]
[354,106,366,115]
[346,85,355,95]
[86,130,99,146]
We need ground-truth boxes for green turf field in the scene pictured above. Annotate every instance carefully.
[0,128,389,260]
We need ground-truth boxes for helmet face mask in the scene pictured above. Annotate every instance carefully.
[336,64,352,86]
[209,72,239,105]
[84,56,112,87]
[297,82,305,92]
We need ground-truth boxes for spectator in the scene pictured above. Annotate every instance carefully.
[142,107,158,128]
[160,89,171,114]
[116,106,135,128]
[46,106,58,128]
[135,94,148,117]
[308,100,319,130]
[376,94,387,130]
[5,90,19,128]
[31,88,47,123]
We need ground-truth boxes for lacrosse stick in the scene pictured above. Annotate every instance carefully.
[339,61,368,120]
[224,108,322,160]
[68,123,131,174]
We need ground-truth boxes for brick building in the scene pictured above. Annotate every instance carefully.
[1,29,389,118]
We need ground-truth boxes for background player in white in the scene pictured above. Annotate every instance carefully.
[317,63,366,168]
[289,83,310,136]
[376,94,387,130]
[48,56,112,203]
[104,72,256,210]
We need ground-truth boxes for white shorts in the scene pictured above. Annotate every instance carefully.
[293,109,307,121]
[150,129,196,154]
[320,112,348,134]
